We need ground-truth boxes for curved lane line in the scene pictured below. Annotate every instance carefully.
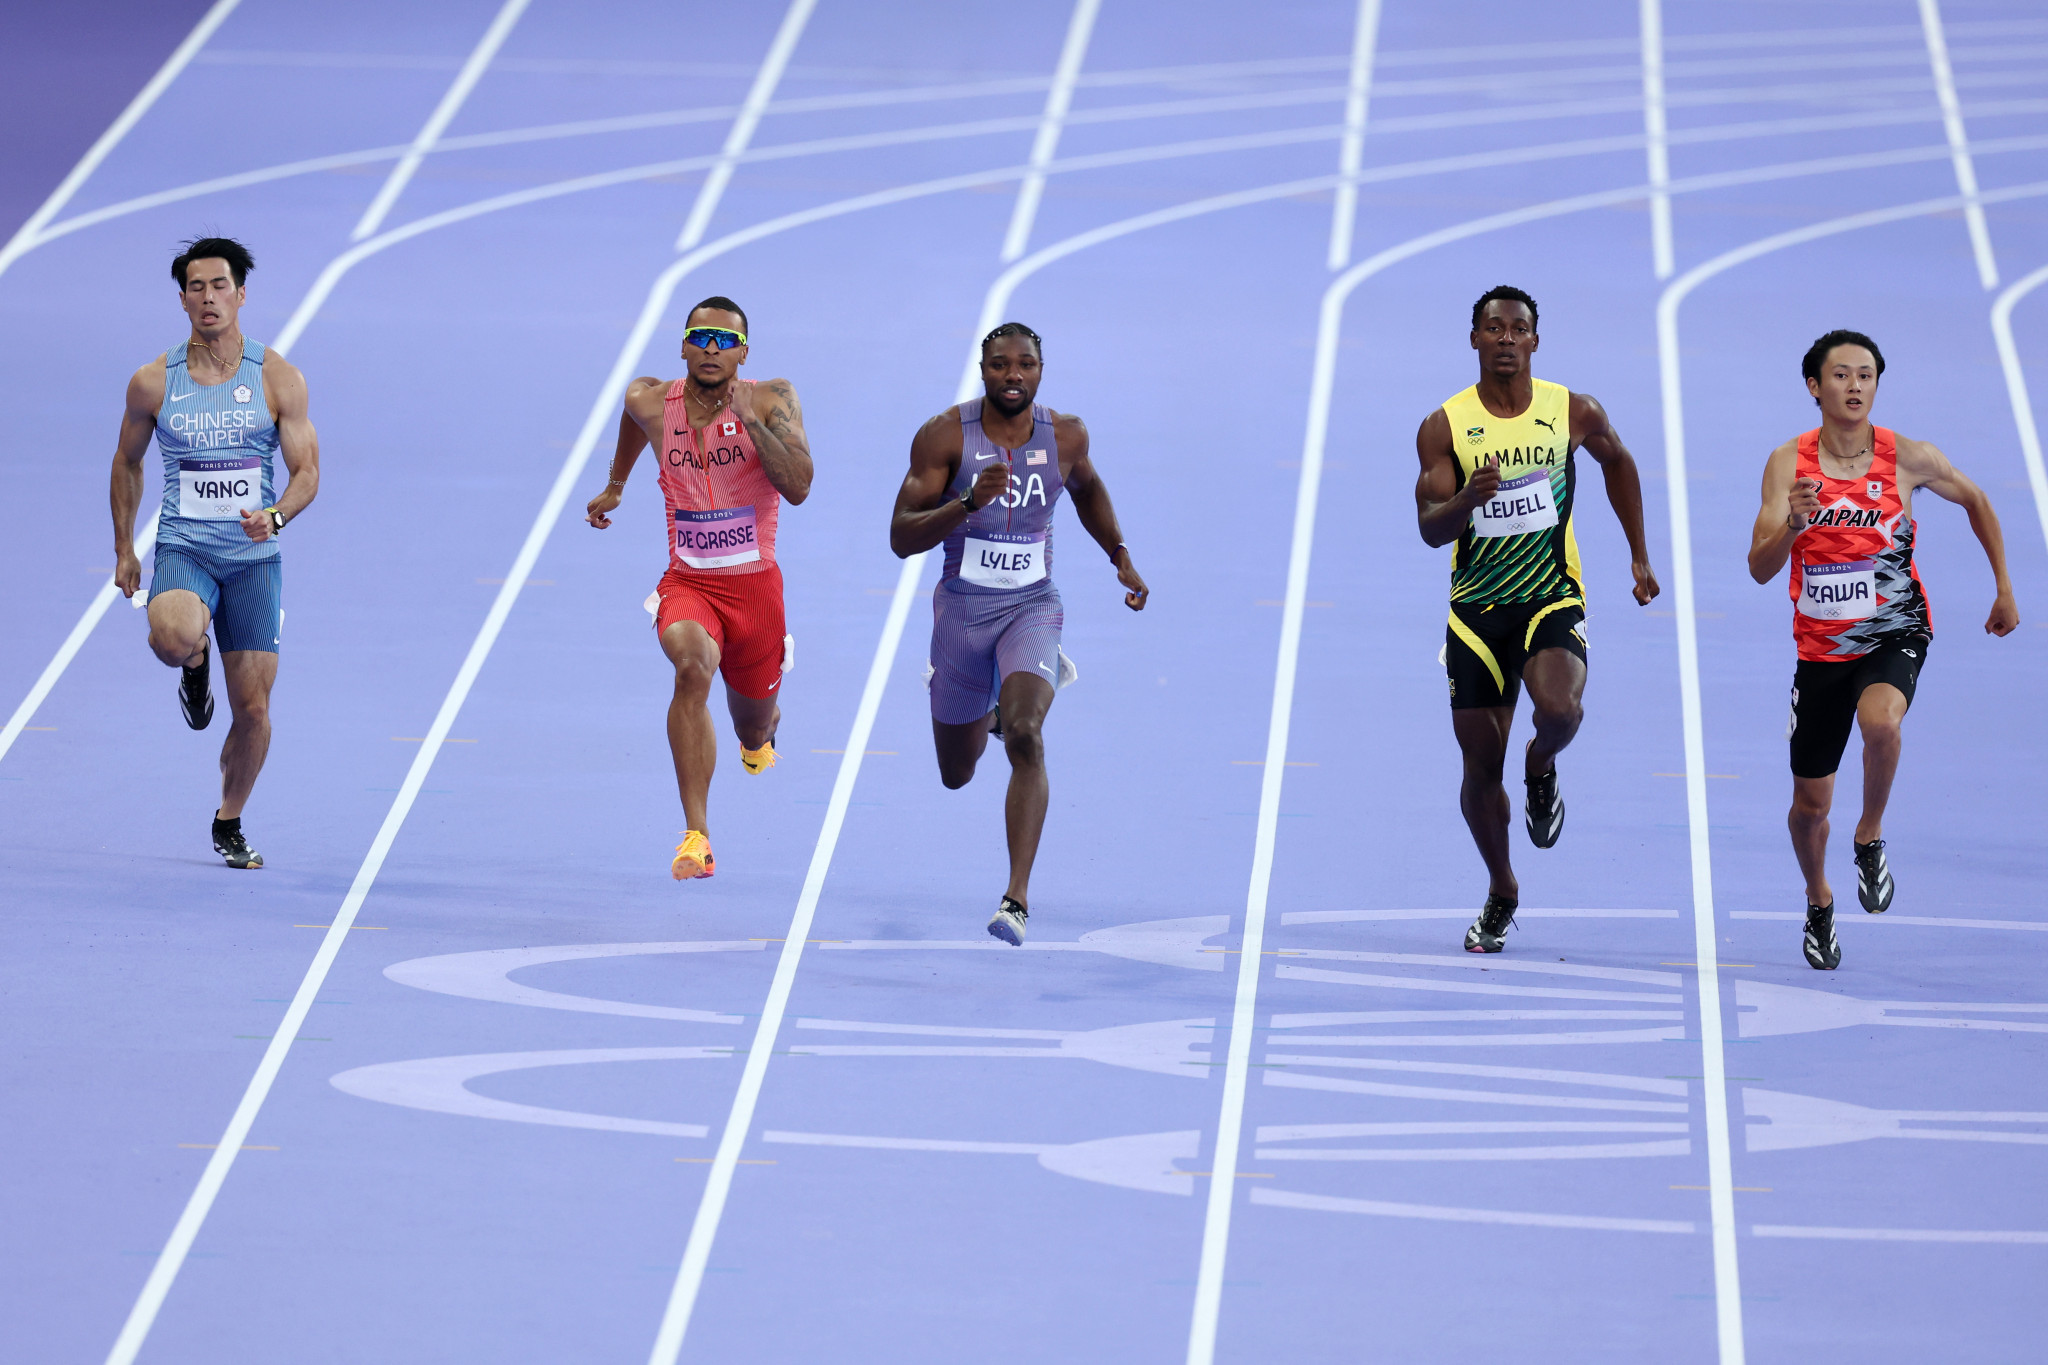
[0,0,242,280]
[1988,261,2048,554]
[999,0,1102,263]
[1178,138,2048,1365]
[351,0,532,241]
[674,0,817,251]
[1325,0,1384,271]
[1655,174,2048,1365]
[1920,0,1999,288]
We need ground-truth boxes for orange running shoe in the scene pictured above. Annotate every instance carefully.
[741,741,777,775]
[671,830,715,880]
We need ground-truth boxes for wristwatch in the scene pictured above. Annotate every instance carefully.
[959,488,980,514]
[265,506,286,535]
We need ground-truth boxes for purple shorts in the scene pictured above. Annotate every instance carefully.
[928,578,1063,724]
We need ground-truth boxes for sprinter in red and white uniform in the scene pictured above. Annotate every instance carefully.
[585,297,812,880]
[1748,329,2018,970]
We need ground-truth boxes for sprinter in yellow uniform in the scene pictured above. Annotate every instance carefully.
[1414,286,1660,953]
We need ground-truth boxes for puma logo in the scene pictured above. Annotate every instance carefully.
[1533,417,1556,433]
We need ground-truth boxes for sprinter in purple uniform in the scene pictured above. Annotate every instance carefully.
[890,323,1149,944]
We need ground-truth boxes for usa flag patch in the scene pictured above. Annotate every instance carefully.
[1025,449,1048,465]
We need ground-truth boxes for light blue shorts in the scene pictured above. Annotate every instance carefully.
[150,546,283,654]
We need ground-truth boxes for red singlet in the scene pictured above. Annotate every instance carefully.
[1788,426,1931,662]
[656,379,780,575]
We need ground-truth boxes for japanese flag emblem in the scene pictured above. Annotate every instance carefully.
[1867,479,1882,498]
[232,384,252,405]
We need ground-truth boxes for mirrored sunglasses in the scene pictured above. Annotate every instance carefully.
[682,327,747,351]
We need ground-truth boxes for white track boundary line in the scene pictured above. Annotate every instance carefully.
[1920,0,1999,289]
[999,0,1101,262]
[1655,175,2048,1365]
[350,0,532,240]
[1990,262,2048,555]
[94,5,818,1354]
[0,0,242,279]
[1640,0,1674,279]
[674,0,818,251]
[1325,0,1384,271]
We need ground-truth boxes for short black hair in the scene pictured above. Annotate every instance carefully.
[1802,328,1885,393]
[981,321,1042,359]
[1471,284,1538,333]
[688,295,748,335]
[173,236,254,288]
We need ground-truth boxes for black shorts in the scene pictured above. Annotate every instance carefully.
[1445,598,1586,710]
[1788,634,1928,779]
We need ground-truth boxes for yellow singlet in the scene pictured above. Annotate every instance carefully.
[1439,378,1584,606]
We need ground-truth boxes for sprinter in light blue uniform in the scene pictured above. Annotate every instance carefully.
[111,237,320,869]
[890,322,1150,945]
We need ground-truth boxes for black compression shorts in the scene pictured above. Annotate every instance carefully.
[1444,598,1586,710]
[1787,634,1928,779]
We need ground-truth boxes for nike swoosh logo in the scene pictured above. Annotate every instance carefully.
[973,452,997,461]
[168,391,195,402]
[1036,662,1055,675]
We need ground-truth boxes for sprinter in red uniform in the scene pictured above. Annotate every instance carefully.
[586,297,812,879]
[1748,329,2018,969]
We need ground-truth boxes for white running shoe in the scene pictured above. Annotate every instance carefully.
[987,897,1028,946]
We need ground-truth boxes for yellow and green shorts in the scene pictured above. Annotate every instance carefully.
[1444,598,1585,710]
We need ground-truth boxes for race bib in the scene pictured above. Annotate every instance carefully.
[177,455,261,520]
[1470,469,1559,538]
[673,505,760,569]
[1798,558,1876,620]
[961,532,1045,589]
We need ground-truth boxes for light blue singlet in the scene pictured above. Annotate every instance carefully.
[155,338,280,564]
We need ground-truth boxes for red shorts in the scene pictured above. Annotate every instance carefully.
[653,562,787,699]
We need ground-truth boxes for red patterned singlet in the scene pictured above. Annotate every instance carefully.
[1788,425,1930,661]
[656,378,780,576]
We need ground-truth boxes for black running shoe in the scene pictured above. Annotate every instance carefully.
[1802,901,1839,970]
[1463,894,1519,953]
[987,896,1027,945]
[212,813,263,870]
[179,642,214,731]
[1854,839,1894,914]
[1525,767,1564,848]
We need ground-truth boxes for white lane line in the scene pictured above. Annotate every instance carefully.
[1187,172,1377,1365]
[1920,0,1999,289]
[1640,0,1674,279]
[0,561,151,764]
[97,7,820,1358]
[349,0,532,240]
[999,0,1102,263]
[1988,262,2048,555]
[1653,174,2048,1365]
[644,543,925,1365]
[0,0,242,280]
[1325,0,1384,271]
[674,0,818,251]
